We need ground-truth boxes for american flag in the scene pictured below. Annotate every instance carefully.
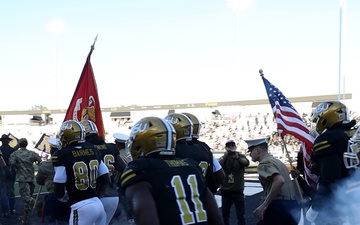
[261,74,318,187]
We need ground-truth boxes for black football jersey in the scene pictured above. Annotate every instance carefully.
[176,140,218,193]
[52,143,103,205]
[85,135,120,177]
[313,125,355,183]
[121,157,210,225]
[103,143,121,177]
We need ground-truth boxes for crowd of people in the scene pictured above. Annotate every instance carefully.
[197,111,311,167]
[0,101,360,224]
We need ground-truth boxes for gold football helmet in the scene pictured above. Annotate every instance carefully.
[57,120,86,149]
[80,119,98,136]
[165,113,193,141]
[311,101,349,134]
[344,126,360,169]
[127,116,176,160]
[182,112,201,139]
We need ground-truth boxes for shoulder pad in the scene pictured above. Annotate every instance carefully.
[120,158,150,188]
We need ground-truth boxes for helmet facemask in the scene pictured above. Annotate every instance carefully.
[344,127,360,169]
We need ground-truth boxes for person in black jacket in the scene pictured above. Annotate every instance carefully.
[0,134,16,216]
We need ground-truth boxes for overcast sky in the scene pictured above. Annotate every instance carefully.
[1,0,359,111]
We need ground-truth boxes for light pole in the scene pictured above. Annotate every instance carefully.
[338,0,347,101]
[45,20,64,109]
[226,0,253,71]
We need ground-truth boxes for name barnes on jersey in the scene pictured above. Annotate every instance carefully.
[71,148,95,157]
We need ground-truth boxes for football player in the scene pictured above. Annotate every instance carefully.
[182,112,225,194]
[52,120,110,225]
[306,101,357,224]
[80,119,125,225]
[121,116,224,225]
[164,112,224,194]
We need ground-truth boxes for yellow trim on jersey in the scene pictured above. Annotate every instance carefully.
[314,140,330,152]
[121,169,136,186]
[51,155,59,163]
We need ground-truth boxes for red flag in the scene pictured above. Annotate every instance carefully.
[63,40,105,138]
[261,72,318,187]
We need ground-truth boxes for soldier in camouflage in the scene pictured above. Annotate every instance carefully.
[9,138,42,225]
[36,137,70,225]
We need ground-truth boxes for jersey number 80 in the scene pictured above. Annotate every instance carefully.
[73,160,99,190]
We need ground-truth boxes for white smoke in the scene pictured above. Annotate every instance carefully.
[331,169,360,224]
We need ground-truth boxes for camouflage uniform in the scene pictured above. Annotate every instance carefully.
[9,145,41,223]
[36,160,70,225]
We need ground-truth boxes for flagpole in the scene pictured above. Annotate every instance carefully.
[280,137,305,225]
[279,138,303,199]
[259,69,263,76]
[88,34,98,59]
